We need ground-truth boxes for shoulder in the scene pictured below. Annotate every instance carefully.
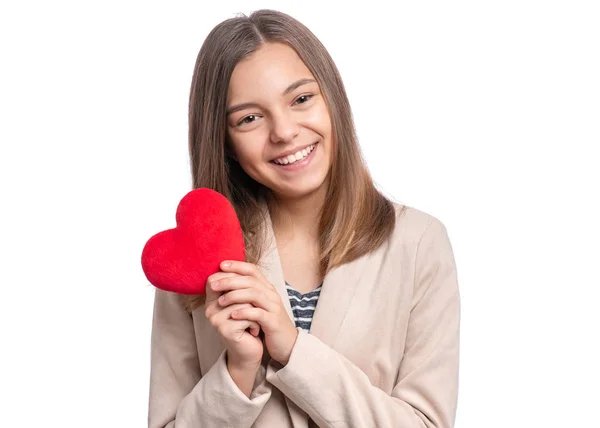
[386,201,451,253]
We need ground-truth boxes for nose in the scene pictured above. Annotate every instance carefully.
[269,109,300,144]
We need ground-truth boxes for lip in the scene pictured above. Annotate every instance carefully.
[270,142,318,162]
[269,142,318,172]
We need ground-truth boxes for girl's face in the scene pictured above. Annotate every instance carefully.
[226,42,333,201]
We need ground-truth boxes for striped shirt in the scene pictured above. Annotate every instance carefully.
[285,281,323,333]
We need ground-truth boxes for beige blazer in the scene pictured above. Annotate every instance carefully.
[148,202,461,428]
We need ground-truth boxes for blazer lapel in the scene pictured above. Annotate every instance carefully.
[259,206,309,427]
[258,204,295,324]
[259,202,371,348]
[258,202,369,427]
[308,248,371,348]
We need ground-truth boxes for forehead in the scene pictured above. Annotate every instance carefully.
[228,43,315,100]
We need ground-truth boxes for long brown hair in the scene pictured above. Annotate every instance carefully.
[183,9,400,312]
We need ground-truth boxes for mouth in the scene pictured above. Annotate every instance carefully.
[269,141,319,166]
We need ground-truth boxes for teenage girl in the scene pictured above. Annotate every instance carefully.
[148,9,460,428]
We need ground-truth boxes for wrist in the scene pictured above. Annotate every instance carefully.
[226,355,261,398]
[226,352,261,372]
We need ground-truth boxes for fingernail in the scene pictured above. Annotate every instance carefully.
[222,261,231,267]
[212,281,220,290]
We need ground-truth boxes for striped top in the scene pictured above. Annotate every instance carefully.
[285,281,323,333]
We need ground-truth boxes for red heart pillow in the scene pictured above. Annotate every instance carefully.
[141,188,245,295]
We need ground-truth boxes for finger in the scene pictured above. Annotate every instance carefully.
[220,260,267,282]
[227,318,261,337]
[204,298,228,319]
[205,272,240,301]
[206,302,253,324]
[213,274,268,294]
[247,322,260,337]
[205,299,254,320]
[218,288,276,312]
[219,319,260,342]
[207,271,239,284]
[231,307,272,330]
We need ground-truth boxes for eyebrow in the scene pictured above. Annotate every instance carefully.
[226,78,317,116]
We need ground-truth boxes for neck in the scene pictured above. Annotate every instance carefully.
[267,185,327,243]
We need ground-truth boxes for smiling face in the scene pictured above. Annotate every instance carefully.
[226,42,333,202]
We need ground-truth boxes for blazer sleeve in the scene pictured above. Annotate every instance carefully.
[265,218,461,428]
[148,289,273,428]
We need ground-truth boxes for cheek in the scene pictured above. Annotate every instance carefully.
[230,137,260,163]
[312,107,333,149]
[238,155,264,179]
[308,104,331,131]
[235,145,269,180]
[313,108,333,146]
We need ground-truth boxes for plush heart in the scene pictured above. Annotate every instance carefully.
[141,188,245,295]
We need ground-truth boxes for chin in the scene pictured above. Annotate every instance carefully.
[271,175,329,201]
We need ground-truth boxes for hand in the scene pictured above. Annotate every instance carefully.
[204,271,264,368]
[212,260,299,366]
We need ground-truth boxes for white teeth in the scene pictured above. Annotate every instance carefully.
[273,143,316,165]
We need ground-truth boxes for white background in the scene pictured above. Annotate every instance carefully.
[1,1,598,427]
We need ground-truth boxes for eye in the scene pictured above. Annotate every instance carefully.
[235,95,314,127]
[237,114,260,127]
[294,94,314,105]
